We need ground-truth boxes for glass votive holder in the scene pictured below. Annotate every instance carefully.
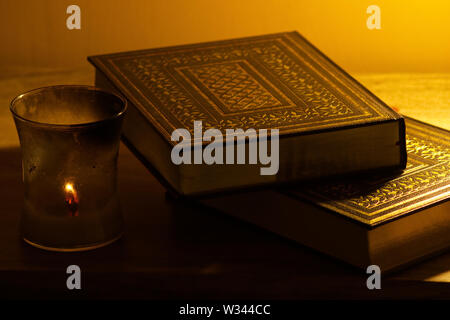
[10,85,127,252]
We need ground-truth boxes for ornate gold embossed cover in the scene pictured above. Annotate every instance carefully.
[286,117,449,226]
[89,32,407,195]
[88,31,404,144]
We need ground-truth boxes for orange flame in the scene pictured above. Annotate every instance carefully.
[64,183,79,216]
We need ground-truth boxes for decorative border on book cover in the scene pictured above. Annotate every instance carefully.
[289,118,449,226]
[89,32,399,144]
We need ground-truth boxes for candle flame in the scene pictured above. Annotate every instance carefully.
[64,182,79,216]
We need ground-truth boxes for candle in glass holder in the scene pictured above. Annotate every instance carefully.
[10,85,127,252]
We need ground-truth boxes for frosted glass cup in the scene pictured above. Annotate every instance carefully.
[10,85,127,252]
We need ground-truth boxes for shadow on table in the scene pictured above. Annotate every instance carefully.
[1,145,448,299]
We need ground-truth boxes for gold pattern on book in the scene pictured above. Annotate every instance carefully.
[188,62,284,113]
[110,34,388,135]
[299,120,449,224]
[346,163,448,210]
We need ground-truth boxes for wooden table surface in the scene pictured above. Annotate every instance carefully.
[0,68,448,299]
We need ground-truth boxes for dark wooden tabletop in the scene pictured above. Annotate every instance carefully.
[0,68,448,300]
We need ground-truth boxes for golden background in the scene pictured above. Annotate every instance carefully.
[1,0,449,73]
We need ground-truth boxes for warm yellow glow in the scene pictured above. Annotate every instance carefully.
[65,183,74,192]
[0,0,449,73]
[354,73,450,130]
[425,271,450,283]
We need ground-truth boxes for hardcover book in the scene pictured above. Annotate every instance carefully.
[200,118,450,271]
[89,31,406,196]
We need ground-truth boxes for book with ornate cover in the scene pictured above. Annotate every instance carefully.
[88,31,406,196]
[200,118,450,271]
